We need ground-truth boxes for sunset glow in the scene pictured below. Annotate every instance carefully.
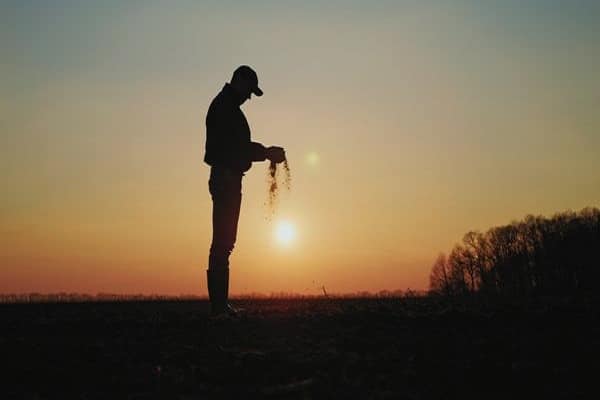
[1,1,599,296]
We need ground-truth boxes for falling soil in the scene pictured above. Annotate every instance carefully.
[266,159,291,217]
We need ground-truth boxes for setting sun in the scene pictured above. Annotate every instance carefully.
[275,220,296,246]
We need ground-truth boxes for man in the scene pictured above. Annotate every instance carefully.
[204,65,285,316]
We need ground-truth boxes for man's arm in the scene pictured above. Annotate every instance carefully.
[247,143,285,163]
[247,141,267,162]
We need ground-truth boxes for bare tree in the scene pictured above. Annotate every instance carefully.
[429,207,600,298]
[429,253,452,296]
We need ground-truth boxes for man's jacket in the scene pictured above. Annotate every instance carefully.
[204,83,267,173]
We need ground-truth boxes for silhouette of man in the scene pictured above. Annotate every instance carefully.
[204,65,285,316]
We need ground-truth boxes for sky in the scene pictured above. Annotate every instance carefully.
[1,0,599,295]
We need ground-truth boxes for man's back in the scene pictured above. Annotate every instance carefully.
[204,83,254,172]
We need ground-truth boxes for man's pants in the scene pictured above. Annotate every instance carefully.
[208,167,243,271]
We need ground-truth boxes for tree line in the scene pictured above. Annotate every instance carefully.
[429,207,600,297]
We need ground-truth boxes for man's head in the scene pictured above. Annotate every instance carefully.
[230,65,263,104]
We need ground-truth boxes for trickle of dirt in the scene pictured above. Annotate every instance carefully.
[266,159,291,218]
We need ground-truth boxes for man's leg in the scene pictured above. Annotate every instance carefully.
[207,169,242,314]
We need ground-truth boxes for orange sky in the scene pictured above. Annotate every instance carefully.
[2,1,599,295]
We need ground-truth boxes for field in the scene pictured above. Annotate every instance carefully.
[2,296,598,399]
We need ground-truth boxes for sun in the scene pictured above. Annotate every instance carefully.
[275,220,296,246]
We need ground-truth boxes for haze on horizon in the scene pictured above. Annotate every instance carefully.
[1,0,599,295]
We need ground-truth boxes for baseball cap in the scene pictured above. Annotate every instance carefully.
[233,65,263,96]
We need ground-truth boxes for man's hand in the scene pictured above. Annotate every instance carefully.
[266,146,286,163]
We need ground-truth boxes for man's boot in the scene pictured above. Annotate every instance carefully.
[206,268,239,316]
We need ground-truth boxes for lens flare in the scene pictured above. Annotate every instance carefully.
[306,152,319,166]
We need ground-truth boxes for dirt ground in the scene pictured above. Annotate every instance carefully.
[1,296,598,399]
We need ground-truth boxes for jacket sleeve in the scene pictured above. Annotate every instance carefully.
[247,141,267,162]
